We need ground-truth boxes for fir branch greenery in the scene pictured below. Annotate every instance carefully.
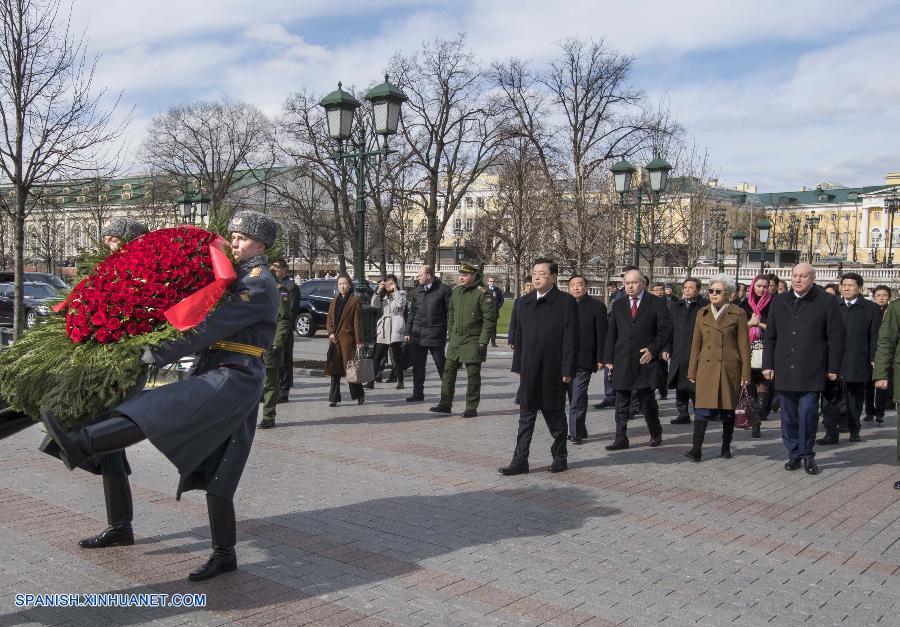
[0,316,180,427]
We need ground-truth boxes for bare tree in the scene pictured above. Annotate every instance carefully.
[493,38,680,273]
[29,197,64,272]
[142,99,274,228]
[388,35,507,267]
[0,0,127,337]
[476,137,550,295]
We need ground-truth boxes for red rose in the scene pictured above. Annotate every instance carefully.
[93,328,111,343]
[105,317,122,330]
[90,311,108,326]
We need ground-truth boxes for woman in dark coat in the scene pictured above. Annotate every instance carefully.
[741,274,772,436]
[325,274,365,406]
[686,274,751,462]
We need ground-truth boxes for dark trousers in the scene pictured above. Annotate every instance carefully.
[567,368,592,438]
[411,342,446,396]
[675,387,695,419]
[373,341,404,384]
[824,381,864,437]
[865,378,891,418]
[329,376,364,403]
[512,408,568,465]
[278,332,294,398]
[656,361,668,399]
[780,391,820,460]
[613,388,662,441]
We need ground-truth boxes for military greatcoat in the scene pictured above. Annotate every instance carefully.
[445,278,497,363]
[116,254,279,499]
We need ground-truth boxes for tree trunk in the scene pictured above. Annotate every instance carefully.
[13,192,25,339]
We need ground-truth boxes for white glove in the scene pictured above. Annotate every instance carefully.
[140,345,155,365]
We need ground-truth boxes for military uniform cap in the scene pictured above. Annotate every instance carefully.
[458,262,478,274]
[101,217,148,243]
[228,210,277,248]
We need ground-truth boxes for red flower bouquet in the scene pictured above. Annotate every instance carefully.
[0,226,237,426]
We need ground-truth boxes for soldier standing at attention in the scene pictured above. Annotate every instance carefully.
[276,260,300,402]
[259,258,296,429]
[430,262,497,418]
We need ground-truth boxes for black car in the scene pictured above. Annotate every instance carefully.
[0,281,59,328]
[294,278,377,337]
[0,271,68,291]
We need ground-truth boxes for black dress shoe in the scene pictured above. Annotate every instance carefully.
[649,437,662,447]
[876,416,885,424]
[364,381,374,389]
[396,382,404,389]
[785,458,802,471]
[79,523,134,549]
[257,421,274,430]
[188,548,237,582]
[816,435,839,445]
[498,463,529,476]
[605,439,629,451]
[329,401,338,407]
[593,400,613,409]
[670,416,691,424]
[429,405,452,414]
[849,433,861,442]
[571,436,583,445]
[358,397,365,405]
[803,457,820,475]
[549,460,568,473]
[684,448,701,462]
[461,409,477,418]
[863,415,875,422]
[894,480,900,490]
[406,395,424,402]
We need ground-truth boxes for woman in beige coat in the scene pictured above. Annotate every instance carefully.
[686,274,751,461]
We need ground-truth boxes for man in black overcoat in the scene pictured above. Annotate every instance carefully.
[817,272,880,445]
[405,265,452,402]
[41,209,280,581]
[566,274,607,444]
[500,258,579,475]
[763,263,845,475]
[663,278,707,424]
[603,269,672,450]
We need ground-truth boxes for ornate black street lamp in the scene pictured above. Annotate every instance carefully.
[175,193,211,225]
[804,212,821,262]
[757,217,772,272]
[319,76,407,339]
[885,196,899,267]
[610,157,672,267]
[732,230,746,284]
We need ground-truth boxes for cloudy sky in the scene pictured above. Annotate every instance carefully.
[70,0,899,192]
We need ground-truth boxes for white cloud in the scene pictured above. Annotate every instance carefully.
[60,0,900,189]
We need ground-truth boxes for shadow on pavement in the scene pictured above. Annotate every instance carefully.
[0,486,618,624]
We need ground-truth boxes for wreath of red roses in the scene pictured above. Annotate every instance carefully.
[58,226,231,344]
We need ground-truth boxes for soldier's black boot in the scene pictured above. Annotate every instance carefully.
[721,417,735,459]
[80,474,134,548]
[684,420,707,462]
[189,494,237,582]
[40,411,145,470]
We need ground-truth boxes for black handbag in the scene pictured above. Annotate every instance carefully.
[735,384,760,429]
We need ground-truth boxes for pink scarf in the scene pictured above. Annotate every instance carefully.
[747,284,771,343]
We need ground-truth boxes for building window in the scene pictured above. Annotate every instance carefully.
[873,211,881,222]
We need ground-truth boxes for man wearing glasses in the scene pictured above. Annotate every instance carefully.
[603,269,672,450]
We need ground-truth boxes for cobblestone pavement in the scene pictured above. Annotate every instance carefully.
[1,337,899,626]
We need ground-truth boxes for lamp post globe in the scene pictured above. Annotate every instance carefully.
[610,160,635,194]
[646,157,672,193]
[732,230,746,251]
[365,75,407,136]
[319,82,361,141]
[756,218,772,245]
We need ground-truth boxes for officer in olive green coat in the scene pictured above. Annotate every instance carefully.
[430,262,497,417]
[259,258,295,429]
[872,298,900,490]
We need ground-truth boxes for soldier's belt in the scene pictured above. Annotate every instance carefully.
[211,340,267,360]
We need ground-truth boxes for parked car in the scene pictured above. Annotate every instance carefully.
[0,281,59,328]
[0,271,68,291]
[294,278,377,337]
